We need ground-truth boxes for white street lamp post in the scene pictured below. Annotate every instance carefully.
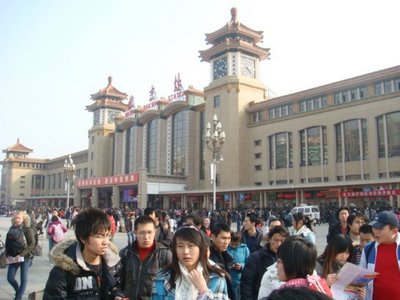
[64,154,76,210]
[205,114,225,212]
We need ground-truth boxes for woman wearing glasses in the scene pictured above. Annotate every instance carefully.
[152,225,230,300]
[43,208,125,300]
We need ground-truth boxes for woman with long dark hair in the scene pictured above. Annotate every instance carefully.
[152,225,229,300]
[316,234,353,283]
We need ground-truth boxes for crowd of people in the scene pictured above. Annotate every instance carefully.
[1,204,399,300]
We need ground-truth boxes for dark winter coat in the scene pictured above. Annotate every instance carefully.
[209,241,235,300]
[119,241,172,300]
[240,244,277,300]
[43,239,123,300]
[241,228,263,253]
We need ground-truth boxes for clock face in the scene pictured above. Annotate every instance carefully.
[241,56,256,78]
[213,56,228,80]
[107,110,120,124]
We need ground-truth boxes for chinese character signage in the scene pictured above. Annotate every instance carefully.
[75,173,139,188]
[340,189,400,198]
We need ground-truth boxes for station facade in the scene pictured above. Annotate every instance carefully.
[1,9,399,210]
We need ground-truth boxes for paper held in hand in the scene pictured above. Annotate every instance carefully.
[332,262,378,300]
[6,255,24,264]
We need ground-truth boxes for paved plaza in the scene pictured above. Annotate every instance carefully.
[0,215,329,300]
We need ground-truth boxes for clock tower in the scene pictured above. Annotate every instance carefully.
[86,76,128,178]
[199,8,270,190]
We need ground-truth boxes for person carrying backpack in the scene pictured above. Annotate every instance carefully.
[5,211,35,300]
[47,215,67,251]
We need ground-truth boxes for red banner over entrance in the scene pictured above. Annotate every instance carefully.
[75,173,139,188]
[340,189,400,198]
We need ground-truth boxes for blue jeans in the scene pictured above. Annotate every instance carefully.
[7,257,32,299]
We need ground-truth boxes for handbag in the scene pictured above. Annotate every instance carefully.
[0,252,7,268]
[34,244,42,256]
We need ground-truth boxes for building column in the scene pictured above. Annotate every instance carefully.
[163,196,169,209]
[203,194,210,211]
[396,183,400,208]
[74,189,81,207]
[181,195,186,209]
[112,186,120,208]
[91,187,98,208]
[137,167,148,209]
[231,192,236,209]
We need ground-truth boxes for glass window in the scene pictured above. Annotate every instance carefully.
[269,109,275,119]
[146,119,158,174]
[334,93,341,104]
[125,127,137,173]
[269,132,292,169]
[300,101,306,112]
[384,80,393,93]
[395,79,400,91]
[375,82,383,96]
[213,95,220,108]
[387,112,400,157]
[336,119,368,162]
[171,111,186,175]
[378,111,400,158]
[300,126,327,166]
[200,111,205,180]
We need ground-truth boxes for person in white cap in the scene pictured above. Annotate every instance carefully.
[360,210,400,300]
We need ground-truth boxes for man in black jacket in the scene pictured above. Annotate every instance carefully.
[43,208,124,300]
[240,226,289,300]
[209,223,235,300]
[119,215,172,300]
[326,206,350,243]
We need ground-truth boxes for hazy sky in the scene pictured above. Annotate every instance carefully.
[1,0,399,159]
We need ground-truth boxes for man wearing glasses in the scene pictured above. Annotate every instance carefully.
[118,215,172,300]
[43,208,124,299]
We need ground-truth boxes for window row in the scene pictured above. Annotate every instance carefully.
[251,76,400,123]
[268,112,400,169]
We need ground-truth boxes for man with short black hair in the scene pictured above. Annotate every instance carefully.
[241,226,289,300]
[360,211,400,299]
[209,223,235,300]
[43,208,124,299]
[119,215,172,300]
[326,206,350,243]
[241,212,263,253]
[346,212,367,247]
[352,223,375,265]
[144,207,172,246]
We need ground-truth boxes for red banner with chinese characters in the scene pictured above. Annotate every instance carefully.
[340,189,400,198]
[75,173,139,188]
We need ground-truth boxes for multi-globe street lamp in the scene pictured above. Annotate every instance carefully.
[205,114,225,212]
[64,154,76,210]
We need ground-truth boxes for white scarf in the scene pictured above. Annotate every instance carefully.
[175,262,203,300]
[294,225,312,237]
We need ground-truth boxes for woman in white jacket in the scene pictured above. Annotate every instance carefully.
[292,212,316,244]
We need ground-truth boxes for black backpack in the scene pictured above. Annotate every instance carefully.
[5,226,27,257]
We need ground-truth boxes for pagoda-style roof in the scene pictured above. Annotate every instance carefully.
[199,7,270,62]
[90,76,128,101]
[2,138,33,154]
[87,76,129,112]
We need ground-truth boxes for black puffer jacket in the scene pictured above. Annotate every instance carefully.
[240,244,277,300]
[119,241,172,300]
[43,239,123,300]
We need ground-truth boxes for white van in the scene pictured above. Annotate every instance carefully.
[291,205,320,222]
